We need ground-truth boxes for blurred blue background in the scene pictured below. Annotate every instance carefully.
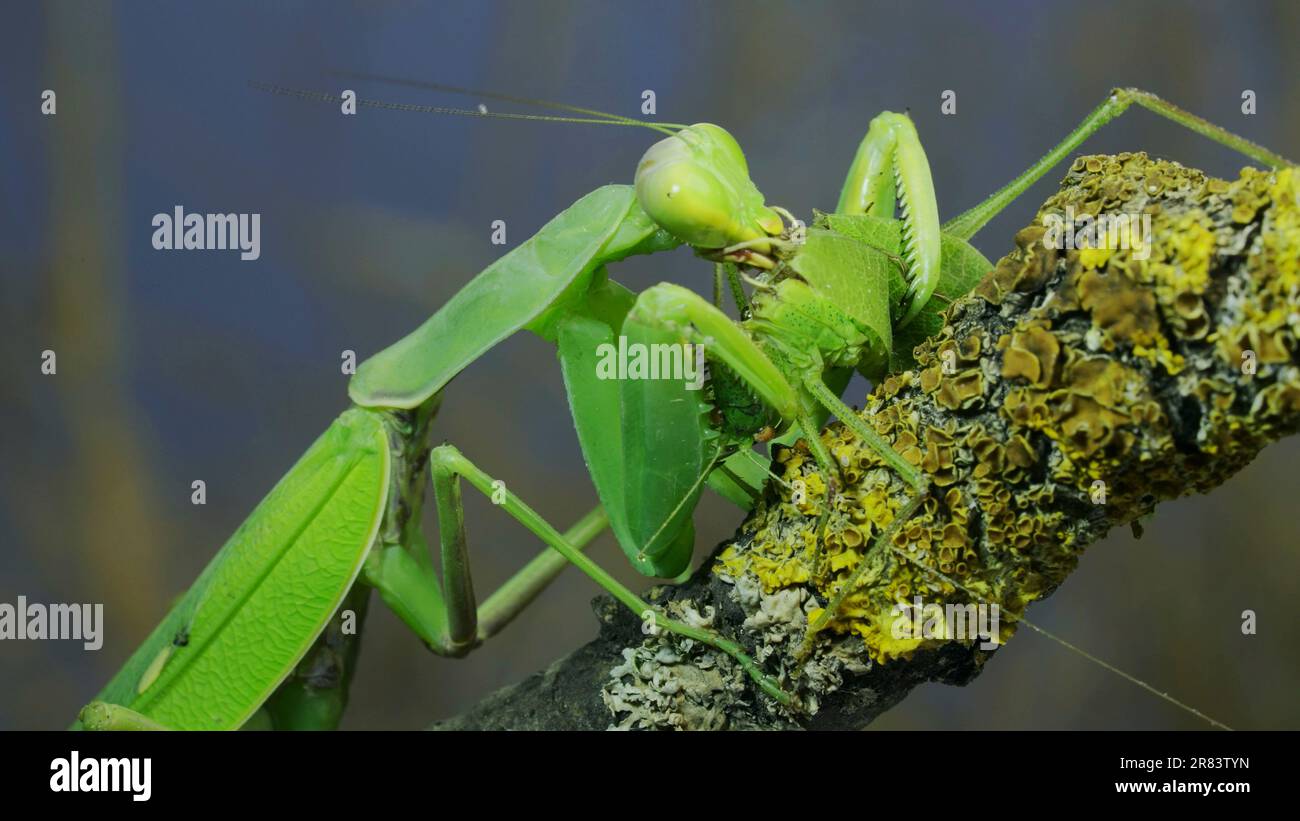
[2,0,1298,729]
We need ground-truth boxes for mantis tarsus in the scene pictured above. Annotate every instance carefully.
[79,79,1293,729]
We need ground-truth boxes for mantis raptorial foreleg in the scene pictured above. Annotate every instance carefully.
[836,89,1296,326]
[723,262,751,315]
[628,283,925,488]
[414,444,792,705]
[628,282,924,500]
[942,87,1297,241]
[627,283,839,475]
[625,283,939,643]
[837,111,943,325]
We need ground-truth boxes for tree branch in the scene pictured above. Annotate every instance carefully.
[432,155,1300,730]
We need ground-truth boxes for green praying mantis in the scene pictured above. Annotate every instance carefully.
[76,81,1292,729]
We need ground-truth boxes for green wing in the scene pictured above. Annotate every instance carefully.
[350,185,678,410]
[75,408,390,730]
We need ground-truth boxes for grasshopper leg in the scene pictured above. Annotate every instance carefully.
[801,375,926,493]
[793,378,933,661]
[796,485,929,662]
[943,87,1296,242]
[798,374,931,602]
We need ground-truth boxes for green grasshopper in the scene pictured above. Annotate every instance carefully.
[78,82,1291,729]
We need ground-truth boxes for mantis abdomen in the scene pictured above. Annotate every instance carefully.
[77,409,390,730]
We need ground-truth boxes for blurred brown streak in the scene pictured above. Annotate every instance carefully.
[40,3,166,636]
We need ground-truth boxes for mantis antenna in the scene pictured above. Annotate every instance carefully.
[249,79,685,136]
[329,71,666,127]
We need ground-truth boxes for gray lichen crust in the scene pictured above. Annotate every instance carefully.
[601,599,749,730]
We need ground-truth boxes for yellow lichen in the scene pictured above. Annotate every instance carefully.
[715,155,1300,668]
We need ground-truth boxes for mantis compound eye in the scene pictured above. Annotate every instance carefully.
[635,123,785,264]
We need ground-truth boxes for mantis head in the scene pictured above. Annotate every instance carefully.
[253,79,797,269]
[635,123,790,268]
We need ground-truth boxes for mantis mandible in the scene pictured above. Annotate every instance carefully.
[78,79,1293,729]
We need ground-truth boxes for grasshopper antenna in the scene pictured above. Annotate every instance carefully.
[250,79,684,136]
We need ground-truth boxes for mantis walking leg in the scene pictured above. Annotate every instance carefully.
[942,87,1297,241]
[795,376,931,622]
[474,505,609,640]
[397,444,791,705]
[366,497,609,657]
